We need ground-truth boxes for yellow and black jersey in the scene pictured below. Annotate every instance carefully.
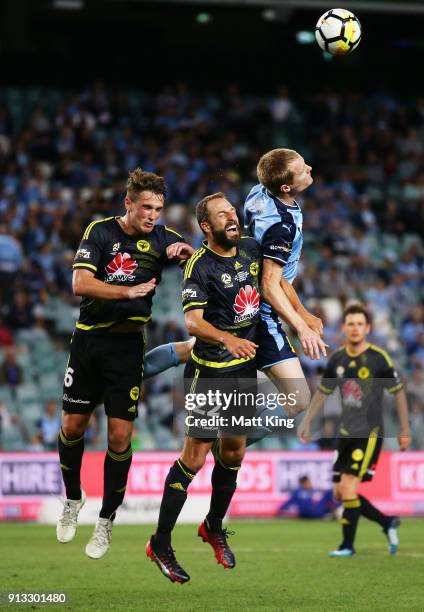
[73,217,183,332]
[182,237,261,371]
[319,343,403,437]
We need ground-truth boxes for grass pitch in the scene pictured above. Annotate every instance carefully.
[1,519,423,611]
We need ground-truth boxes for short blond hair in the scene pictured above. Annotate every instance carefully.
[257,148,299,196]
[126,168,166,202]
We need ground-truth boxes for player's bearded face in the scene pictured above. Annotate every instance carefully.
[211,221,241,248]
[205,198,240,248]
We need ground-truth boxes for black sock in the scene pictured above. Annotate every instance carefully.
[155,459,196,549]
[58,429,84,500]
[206,453,241,532]
[341,498,361,550]
[359,495,391,528]
[99,445,133,519]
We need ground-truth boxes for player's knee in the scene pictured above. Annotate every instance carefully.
[108,429,132,452]
[61,414,87,439]
[339,478,358,500]
[286,387,311,417]
[182,455,206,473]
[61,424,85,439]
[333,484,342,501]
[220,446,245,466]
[181,447,207,473]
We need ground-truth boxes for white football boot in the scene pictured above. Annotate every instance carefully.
[85,518,113,559]
[56,490,86,543]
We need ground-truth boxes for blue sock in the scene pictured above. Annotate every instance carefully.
[144,343,179,379]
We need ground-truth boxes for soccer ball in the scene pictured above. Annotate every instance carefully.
[315,8,361,56]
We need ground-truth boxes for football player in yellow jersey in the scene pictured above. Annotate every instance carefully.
[298,303,411,556]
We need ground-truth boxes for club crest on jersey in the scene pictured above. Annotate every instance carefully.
[137,240,150,253]
[250,262,259,276]
[341,380,362,408]
[106,252,137,282]
[233,285,260,323]
[251,195,265,214]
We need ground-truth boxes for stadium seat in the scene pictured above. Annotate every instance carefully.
[15,383,39,404]
[0,386,14,405]
[2,428,25,451]
[20,401,43,422]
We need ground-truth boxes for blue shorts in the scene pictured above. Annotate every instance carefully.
[256,314,297,370]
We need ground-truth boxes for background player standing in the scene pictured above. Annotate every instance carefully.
[56,168,194,559]
[146,192,259,584]
[298,303,411,556]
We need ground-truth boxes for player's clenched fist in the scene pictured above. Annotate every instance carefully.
[223,334,258,359]
[126,278,157,299]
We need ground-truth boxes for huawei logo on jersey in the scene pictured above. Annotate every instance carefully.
[106,252,137,282]
[233,285,260,323]
[341,380,363,408]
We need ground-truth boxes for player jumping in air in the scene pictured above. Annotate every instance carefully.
[56,169,194,559]
[298,303,411,557]
[244,148,327,441]
[146,193,260,583]
[141,149,328,444]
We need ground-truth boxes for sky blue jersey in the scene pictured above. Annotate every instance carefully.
[244,183,303,318]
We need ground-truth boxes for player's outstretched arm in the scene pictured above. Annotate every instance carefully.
[72,268,156,300]
[280,276,323,337]
[297,389,327,443]
[184,309,257,360]
[261,258,327,360]
[393,388,411,451]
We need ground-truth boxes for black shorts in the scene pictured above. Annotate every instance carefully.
[332,430,383,483]
[62,331,145,421]
[184,358,257,439]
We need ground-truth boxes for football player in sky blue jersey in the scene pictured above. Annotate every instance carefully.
[243,148,327,431]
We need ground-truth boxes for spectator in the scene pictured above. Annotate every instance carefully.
[0,402,23,450]
[36,400,61,450]
[0,346,23,389]
[0,318,14,347]
[277,476,337,519]
[0,226,23,301]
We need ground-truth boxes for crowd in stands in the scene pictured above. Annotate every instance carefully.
[0,82,423,450]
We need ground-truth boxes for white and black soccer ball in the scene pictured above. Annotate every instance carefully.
[315,8,361,56]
